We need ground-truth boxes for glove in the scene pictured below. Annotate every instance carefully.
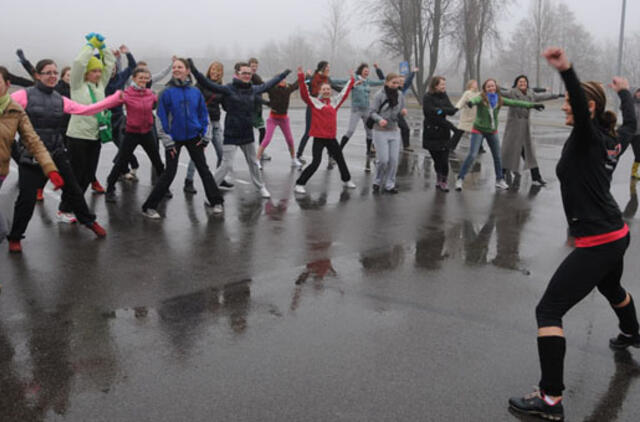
[16,49,26,62]
[48,171,64,190]
[196,136,209,148]
[85,33,106,50]
[466,101,473,108]
[166,145,178,160]
[533,104,545,111]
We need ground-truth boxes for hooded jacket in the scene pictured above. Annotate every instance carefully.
[156,78,209,147]
[119,85,157,133]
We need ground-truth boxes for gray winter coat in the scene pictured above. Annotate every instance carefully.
[501,88,557,171]
[369,88,406,132]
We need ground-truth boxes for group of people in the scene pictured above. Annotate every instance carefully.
[1,33,640,421]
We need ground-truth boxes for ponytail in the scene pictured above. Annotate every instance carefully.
[600,110,618,137]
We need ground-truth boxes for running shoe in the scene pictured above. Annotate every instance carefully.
[259,186,271,198]
[142,208,161,219]
[88,221,107,237]
[532,178,547,186]
[261,153,272,161]
[436,181,450,192]
[343,181,357,189]
[455,178,463,191]
[124,168,138,181]
[508,389,564,421]
[91,180,106,193]
[294,184,307,194]
[365,160,371,173]
[292,158,303,168]
[205,202,224,215]
[36,188,44,201]
[8,240,22,254]
[296,156,307,165]
[609,333,640,349]
[56,211,77,224]
[496,179,509,190]
[219,180,235,191]
[183,180,197,194]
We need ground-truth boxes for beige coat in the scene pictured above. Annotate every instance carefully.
[455,90,480,132]
[0,99,56,177]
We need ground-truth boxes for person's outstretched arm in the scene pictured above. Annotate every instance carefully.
[16,49,36,80]
[297,68,313,107]
[253,70,292,94]
[187,59,232,95]
[611,77,637,142]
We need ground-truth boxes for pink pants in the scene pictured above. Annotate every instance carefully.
[260,116,295,151]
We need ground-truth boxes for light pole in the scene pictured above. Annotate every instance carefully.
[616,0,627,75]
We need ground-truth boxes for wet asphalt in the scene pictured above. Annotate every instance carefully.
[1,103,640,421]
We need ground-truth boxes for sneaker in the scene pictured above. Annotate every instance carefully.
[294,184,307,194]
[87,221,107,237]
[211,204,224,215]
[384,187,399,194]
[56,211,77,224]
[292,158,303,168]
[261,153,272,161]
[105,190,117,203]
[142,208,161,219]
[256,160,263,170]
[532,178,547,186]
[296,156,307,165]
[365,160,371,173]
[183,180,197,194]
[164,189,173,199]
[372,184,380,193]
[91,180,105,194]
[36,188,44,201]
[219,180,235,191]
[403,146,414,152]
[124,168,138,181]
[436,181,450,192]
[496,179,509,190]
[343,181,357,189]
[479,146,487,154]
[259,186,271,198]
[455,178,463,191]
[508,389,564,421]
[327,158,336,170]
[609,333,640,350]
[8,240,22,254]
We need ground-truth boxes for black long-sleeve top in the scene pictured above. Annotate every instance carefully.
[556,67,637,238]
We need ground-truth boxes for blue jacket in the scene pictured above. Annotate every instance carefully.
[156,79,209,147]
[349,76,384,109]
[191,62,290,145]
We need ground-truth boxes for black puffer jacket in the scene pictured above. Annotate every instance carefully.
[422,92,458,150]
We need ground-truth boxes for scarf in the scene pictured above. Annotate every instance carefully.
[487,92,498,109]
[36,81,55,94]
[384,85,399,107]
[0,93,11,115]
[131,81,146,91]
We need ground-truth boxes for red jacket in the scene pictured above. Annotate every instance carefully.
[122,86,157,134]
[298,72,354,139]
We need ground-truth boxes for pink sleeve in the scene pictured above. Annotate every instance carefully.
[62,91,123,116]
[10,90,28,108]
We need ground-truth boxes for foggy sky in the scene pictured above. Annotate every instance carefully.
[0,0,636,70]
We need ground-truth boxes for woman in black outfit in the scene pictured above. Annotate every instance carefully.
[509,47,638,421]
[422,76,459,192]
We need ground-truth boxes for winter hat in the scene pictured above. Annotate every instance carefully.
[86,56,104,73]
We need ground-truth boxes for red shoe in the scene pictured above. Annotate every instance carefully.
[88,221,107,238]
[36,189,44,201]
[9,240,22,253]
[91,180,105,194]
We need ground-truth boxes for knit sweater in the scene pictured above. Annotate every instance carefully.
[66,45,116,140]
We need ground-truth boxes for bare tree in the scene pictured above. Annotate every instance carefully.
[326,0,352,64]
[369,0,454,103]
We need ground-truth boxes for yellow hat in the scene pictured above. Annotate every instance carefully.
[86,56,104,73]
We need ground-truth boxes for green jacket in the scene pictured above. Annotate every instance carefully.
[469,94,535,133]
[66,45,116,140]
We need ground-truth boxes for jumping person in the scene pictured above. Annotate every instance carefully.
[451,79,480,155]
[337,63,384,167]
[455,78,544,191]
[7,60,119,251]
[501,75,558,186]
[60,33,116,221]
[294,66,356,194]
[255,76,302,168]
[422,76,459,192]
[184,61,225,194]
[369,73,407,194]
[0,66,65,252]
[141,58,224,218]
[508,47,638,422]
[188,59,291,199]
[104,67,165,203]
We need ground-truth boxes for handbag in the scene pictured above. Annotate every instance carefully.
[88,85,113,143]
[366,99,390,129]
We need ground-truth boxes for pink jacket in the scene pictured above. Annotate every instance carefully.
[120,86,157,134]
[11,89,122,116]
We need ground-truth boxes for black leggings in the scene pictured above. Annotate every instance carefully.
[296,106,312,158]
[428,148,449,177]
[631,135,640,162]
[111,115,140,171]
[398,115,410,148]
[106,131,164,191]
[296,138,351,185]
[536,234,630,328]
[61,137,101,213]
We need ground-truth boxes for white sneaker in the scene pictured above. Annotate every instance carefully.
[343,181,357,189]
[124,168,138,181]
[255,160,263,170]
[294,184,307,194]
[495,179,509,190]
[56,211,77,224]
[455,178,463,191]
[292,158,303,168]
[212,204,224,214]
[259,186,271,198]
[142,208,161,219]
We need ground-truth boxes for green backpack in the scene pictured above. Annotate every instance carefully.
[88,84,113,143]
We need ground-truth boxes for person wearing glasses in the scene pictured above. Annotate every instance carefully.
[188,59,290,199]
[4,60,120,252]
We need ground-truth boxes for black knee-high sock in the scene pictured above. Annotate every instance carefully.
[340,135,350,150]
[537,336,566,397]
[613,295,640,335]
[366,138,372,154]
[531,167,542,181]
[259,127,266,144]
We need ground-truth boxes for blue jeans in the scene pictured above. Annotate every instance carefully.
[186,121,223,181]
[457,131,503,180]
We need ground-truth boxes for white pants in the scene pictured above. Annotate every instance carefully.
[373,129,401,189]
[214,143,264,190]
